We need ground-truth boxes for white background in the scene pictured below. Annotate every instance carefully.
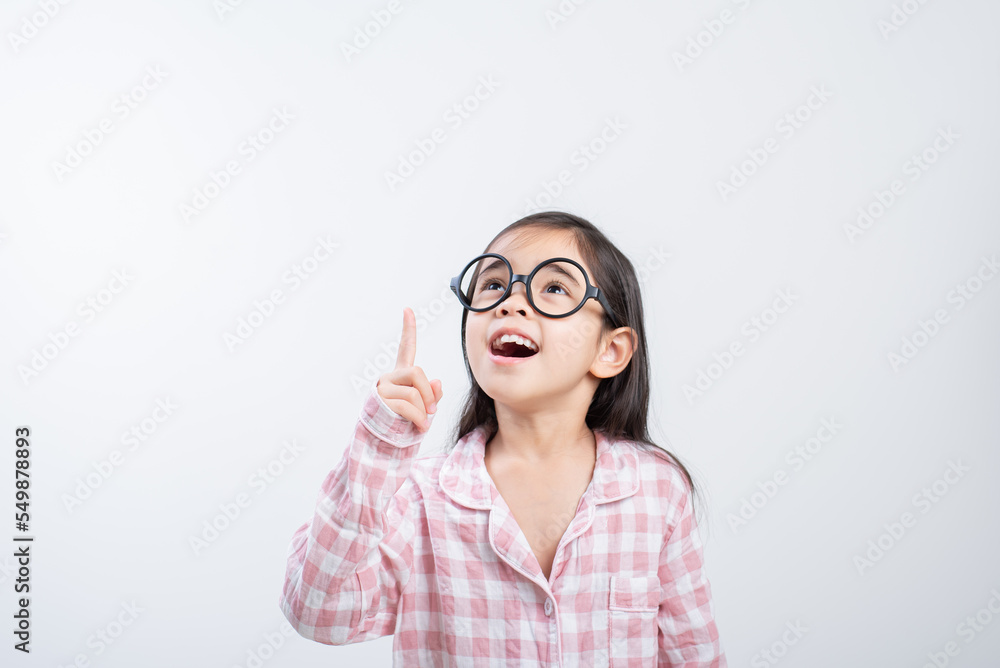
[2,0,999,666]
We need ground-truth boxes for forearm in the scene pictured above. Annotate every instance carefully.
[279,379,430,644]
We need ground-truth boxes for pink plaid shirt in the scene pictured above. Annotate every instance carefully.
[279,378,726,666]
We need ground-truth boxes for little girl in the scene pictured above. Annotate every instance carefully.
[279,211,727,666]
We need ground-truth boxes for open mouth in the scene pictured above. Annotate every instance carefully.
[491,341,538,358]
[489,333,539,359]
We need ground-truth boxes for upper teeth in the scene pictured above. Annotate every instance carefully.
[492,334,538,351]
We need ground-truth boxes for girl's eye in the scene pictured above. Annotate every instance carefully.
[544,282,568,295]
[477,280,568,294]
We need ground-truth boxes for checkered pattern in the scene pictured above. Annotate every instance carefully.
[279,377,726,667]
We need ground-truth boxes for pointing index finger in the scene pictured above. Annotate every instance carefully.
[395,306,416,370]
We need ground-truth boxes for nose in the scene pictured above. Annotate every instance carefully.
[496,278,530,315]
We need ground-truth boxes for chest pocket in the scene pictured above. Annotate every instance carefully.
[608,574,660,667]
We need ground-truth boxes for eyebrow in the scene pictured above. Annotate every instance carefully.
[480,257,582,287]
[481,258,506,275]
[546,262,581,287]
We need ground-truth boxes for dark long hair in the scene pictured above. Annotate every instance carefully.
[446,211,703,522]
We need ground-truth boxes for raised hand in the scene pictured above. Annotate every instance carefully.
[376,307,444,431]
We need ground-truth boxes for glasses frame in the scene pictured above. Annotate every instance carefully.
[449,253,619,326]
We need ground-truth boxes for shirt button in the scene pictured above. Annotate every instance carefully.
[544,598,553,616]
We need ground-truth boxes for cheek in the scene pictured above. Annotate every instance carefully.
[552,322,602,359]
[465,326,487,357]
[465,325,480,347]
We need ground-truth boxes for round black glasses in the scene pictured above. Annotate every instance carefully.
[449,253,619,325]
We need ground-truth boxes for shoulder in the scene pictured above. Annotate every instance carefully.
[615,438,691,492]
[610,438,693,520]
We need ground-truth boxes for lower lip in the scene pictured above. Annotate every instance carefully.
[488,348,539,365]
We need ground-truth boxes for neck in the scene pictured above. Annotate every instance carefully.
[486,416,596,466]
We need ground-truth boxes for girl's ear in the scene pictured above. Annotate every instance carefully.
[593,327,635,377]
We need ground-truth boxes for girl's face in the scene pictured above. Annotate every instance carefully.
[465,228,617,413]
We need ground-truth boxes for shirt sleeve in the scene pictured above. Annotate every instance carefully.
[657,469,727,667]
[278,376,434,645]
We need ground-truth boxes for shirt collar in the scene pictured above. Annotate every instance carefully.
[439,425,640,510]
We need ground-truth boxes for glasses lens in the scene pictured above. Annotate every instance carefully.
[460,256,509,310]
[459,257,587,316]
[530,260,587,316]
